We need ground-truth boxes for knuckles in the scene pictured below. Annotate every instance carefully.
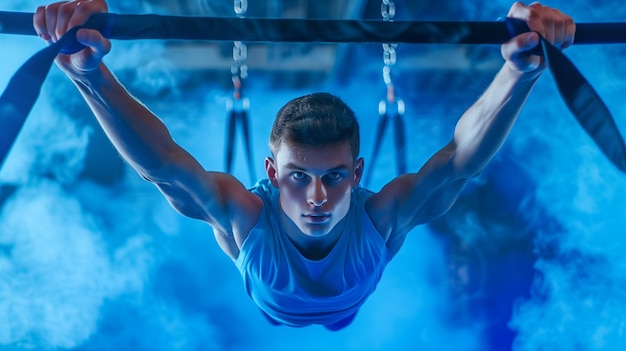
[35,0,109,39]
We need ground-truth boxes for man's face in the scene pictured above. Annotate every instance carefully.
[265,140,363,237]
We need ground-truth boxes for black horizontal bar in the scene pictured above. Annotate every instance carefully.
[1,11,625,44]
[105,15,515,44]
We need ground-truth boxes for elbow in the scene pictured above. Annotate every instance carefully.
[452,157,487,180]
[454,157,487,179]
[448,143,488,180]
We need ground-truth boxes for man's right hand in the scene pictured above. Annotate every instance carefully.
[33,0,111,79]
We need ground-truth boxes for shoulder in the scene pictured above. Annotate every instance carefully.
[229,179,277,247]
[363,145,468,250]
[363,176,413,243]
[195,173,264,246]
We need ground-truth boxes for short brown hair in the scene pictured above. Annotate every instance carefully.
[269,93,360,159]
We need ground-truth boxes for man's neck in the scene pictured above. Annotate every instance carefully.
[280,210,347,261]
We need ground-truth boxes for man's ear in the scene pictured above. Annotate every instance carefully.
[353,157,364,187]
[265,157,279,187]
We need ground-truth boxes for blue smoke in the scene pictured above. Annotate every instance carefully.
[1,1,626,350]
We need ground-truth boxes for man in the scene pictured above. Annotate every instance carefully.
[34,0,574,330]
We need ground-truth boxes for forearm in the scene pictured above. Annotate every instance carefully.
[451,64,541,177]
[71,63,179,178]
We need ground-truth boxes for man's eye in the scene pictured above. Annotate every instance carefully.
[292,172,306,180]
[326,172,342,181]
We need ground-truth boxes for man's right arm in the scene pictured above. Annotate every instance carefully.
[74,64,262,234]
[34,1,262,258]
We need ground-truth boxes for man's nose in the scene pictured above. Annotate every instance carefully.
[308,179,328,207]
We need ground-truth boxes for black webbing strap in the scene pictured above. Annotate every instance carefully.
[363,112,407,186]
[364,113,390,186]
[503,17,626,172]
[0,25,83,168]
[225,109,256,183]
[1,12,625,172]
[541,39,626,171]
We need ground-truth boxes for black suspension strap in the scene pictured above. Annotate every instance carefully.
[364,99,407,186]
[1,12,625,172]
[225,103,256,183]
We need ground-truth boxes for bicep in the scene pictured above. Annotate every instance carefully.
[367,142,469,239]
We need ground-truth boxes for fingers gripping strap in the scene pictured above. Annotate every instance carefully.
[59,13,117,54]
[1,12,625,173]
[499,17,543,56]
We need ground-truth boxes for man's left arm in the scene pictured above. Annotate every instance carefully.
[453,1,575,176]
[450,61,540,178]
[366,3,575,255]
[367,66,538,255]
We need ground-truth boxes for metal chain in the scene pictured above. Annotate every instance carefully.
[381,0,396,21]
[234,0,248,16]
[231,0,248,102]
[381,0,398,103]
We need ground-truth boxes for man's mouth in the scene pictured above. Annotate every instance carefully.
[303,213,331,223]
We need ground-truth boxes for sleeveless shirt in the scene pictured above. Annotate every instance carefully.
[235,179,390,327]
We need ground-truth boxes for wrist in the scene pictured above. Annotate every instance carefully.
[70,63,112,90]
[504,61,544,83]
